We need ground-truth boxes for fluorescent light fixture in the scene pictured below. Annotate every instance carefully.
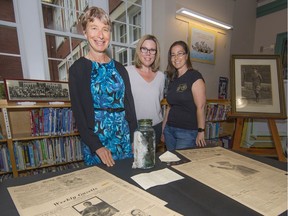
[176,8,233,30]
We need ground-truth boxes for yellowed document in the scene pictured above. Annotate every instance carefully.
[174,147,288,216]
[8,166,182,216]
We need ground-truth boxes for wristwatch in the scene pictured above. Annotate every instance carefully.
[198,128,205,132]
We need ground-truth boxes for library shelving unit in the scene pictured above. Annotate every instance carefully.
[205,99,234,147]
[0,99,83,179]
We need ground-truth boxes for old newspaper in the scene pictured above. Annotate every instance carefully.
[8,166,182,216]
[174,147,287,216]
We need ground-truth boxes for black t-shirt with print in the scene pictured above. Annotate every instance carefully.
[166,69,204,130]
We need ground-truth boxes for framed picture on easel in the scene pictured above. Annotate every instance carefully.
[230,54,286,118]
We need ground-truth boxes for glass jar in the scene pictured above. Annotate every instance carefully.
[132,119,156,169]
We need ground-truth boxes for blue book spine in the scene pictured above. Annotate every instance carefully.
[28,143,35,167]
[43,108,50,136]
[60,137,66,162]
[0,146,4,171]
[1,145,9,172]
[13,142,19,170]
[34,140,41,166]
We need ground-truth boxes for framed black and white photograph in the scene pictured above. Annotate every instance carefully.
[4,79,70,102]
[230,55,286,118]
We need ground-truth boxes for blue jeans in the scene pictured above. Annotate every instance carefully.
[164,125,198,151]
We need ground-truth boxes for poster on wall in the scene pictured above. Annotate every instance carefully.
[190,27,216,64]
[218,77,228,99]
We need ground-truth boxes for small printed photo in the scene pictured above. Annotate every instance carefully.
[130,208,150,216]
[73,196,119,216]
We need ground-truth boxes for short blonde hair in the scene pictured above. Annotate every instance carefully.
[134,35,160,72]
[81,6,111,31]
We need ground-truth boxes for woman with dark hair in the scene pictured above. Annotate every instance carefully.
[162,41,206,150]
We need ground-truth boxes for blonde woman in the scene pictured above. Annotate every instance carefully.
[126,34,165,146]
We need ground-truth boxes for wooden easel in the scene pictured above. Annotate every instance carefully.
[232,117,287,162]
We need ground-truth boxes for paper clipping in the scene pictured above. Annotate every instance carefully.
[174,147,288,216]
[8,166,182,216]
[159,151,181,163]
[131,168,184,190]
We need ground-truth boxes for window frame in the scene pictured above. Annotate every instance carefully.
[0,0,151,81]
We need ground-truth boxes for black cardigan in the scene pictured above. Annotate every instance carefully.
[68,57,137,153]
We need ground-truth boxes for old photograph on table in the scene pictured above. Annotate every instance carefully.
[230,55,286,118]
[4,79,70,102]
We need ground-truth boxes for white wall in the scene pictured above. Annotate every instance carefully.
[151,0,258,99]
[253,9,287,54]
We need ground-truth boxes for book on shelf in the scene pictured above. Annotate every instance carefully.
[0,124,3,140]
[0,145,11,172]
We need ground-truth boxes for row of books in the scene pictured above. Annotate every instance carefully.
[205,122,223,140]
[205,103,231,121]
[13,136,82,170]
[30,108,78,136]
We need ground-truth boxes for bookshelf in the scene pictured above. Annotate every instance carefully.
[205,99,234,147]
[0,100,83,179]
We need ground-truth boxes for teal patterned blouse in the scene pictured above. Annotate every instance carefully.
[82,59,133,165]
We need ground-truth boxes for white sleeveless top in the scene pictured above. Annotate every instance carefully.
[126,65,165,126]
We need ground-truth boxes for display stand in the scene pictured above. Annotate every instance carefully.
[232,117,287,162]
